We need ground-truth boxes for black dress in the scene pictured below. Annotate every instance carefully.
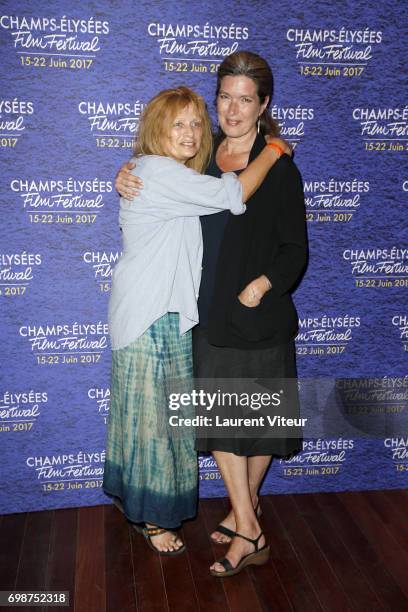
[194,134,308,456]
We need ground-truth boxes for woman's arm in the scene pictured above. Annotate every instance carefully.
[263,161,307,295]
[238,138,288,202]
[122,156,245,220]
[238,160,307,306]
[115,137,291,200]
[115,161,142,200]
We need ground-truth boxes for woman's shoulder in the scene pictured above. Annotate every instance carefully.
[129,154,188,178]
[269,153,302,182]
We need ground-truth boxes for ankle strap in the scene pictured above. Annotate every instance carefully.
[234,531,264,550]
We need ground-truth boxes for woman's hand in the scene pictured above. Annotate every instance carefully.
[115,162,143,199]
[238,275,272,307]
[264,135,292,157]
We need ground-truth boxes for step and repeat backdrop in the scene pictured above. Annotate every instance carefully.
[0,0,407,514]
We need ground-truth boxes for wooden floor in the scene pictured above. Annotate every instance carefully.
[1,490,407,611]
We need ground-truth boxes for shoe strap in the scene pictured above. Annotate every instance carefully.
[217,557,234,572]
[143,526,167,537]
[234,530,264,551]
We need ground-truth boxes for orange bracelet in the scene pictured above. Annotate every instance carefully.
[266,142,285,157]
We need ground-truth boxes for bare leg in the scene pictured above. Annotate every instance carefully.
[211,455,272,543]
[210,451,265,572]
[248,455,272,507]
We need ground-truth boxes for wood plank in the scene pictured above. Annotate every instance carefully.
[14,510,54,612]
[160,538,199,612]
[261,496,323,611]
[201,497,266,612]
[296,493,384,611]
[74,505,106,612]
[247,557,293,612]
[0,513,27,590]
[181,505,229,611]
[339,492,408,598]
[362,490,408,552]
[130,522,168,611]
[43,508,78,612]
[105,504,136,612]
[2,491,407,612]
[275,494,354,611]
[317,492,407,609]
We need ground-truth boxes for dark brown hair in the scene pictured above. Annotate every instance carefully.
[216,51,279,136]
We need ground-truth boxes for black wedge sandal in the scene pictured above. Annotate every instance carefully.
[210,531,270,577]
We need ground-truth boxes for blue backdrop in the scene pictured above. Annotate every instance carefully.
[0,0,407,514]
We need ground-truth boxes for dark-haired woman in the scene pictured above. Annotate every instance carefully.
[195,51,307,577]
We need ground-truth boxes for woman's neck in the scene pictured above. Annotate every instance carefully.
[221,128,258,156]
[216,128,258,172]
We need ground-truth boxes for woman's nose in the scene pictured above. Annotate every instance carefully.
[228,100,238,114]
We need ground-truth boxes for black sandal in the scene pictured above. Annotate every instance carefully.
[211,524,237,542]
[210,531,269,577]
[141,525,186,556]
[211,501,262,545]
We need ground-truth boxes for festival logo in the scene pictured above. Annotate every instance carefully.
[343,247,408,288]
[0,389,48,433]
[147,21,249,73]
[10,177,113,226]
[296,314,360,357]
[403,180,408,193]
[198,454,222,483]
[392,315,408,353]
[0,251,42,297]
[334,377,407,437]
[18,322,109,365]
[82,250,121,293]
[0,98,34,148]
[384,437,408,474]
[352,107,408,151]
[78,100,145,149]
[0,15,110,71]
[87,387,110,425]
[270,106,314,148]
[286,28,383,78]
[280,438,354,477]
[25,450,105,492]
[303,178,369,224]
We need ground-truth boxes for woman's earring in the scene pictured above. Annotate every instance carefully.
[257,118,260,134]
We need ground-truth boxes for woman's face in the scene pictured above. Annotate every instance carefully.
[217,75,269,139]
[163,103,203,163]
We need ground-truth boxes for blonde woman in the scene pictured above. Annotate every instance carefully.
[103,86,286,555]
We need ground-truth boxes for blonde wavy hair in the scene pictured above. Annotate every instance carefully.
[134,86,213,173]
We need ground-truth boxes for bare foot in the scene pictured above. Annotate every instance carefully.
[210,497,260,544]
[210,527,266,573]
[145,523,184,553]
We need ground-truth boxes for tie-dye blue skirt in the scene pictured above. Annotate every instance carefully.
[103,313,197,528]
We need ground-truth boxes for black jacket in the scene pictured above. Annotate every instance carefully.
[206,133,308,349]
